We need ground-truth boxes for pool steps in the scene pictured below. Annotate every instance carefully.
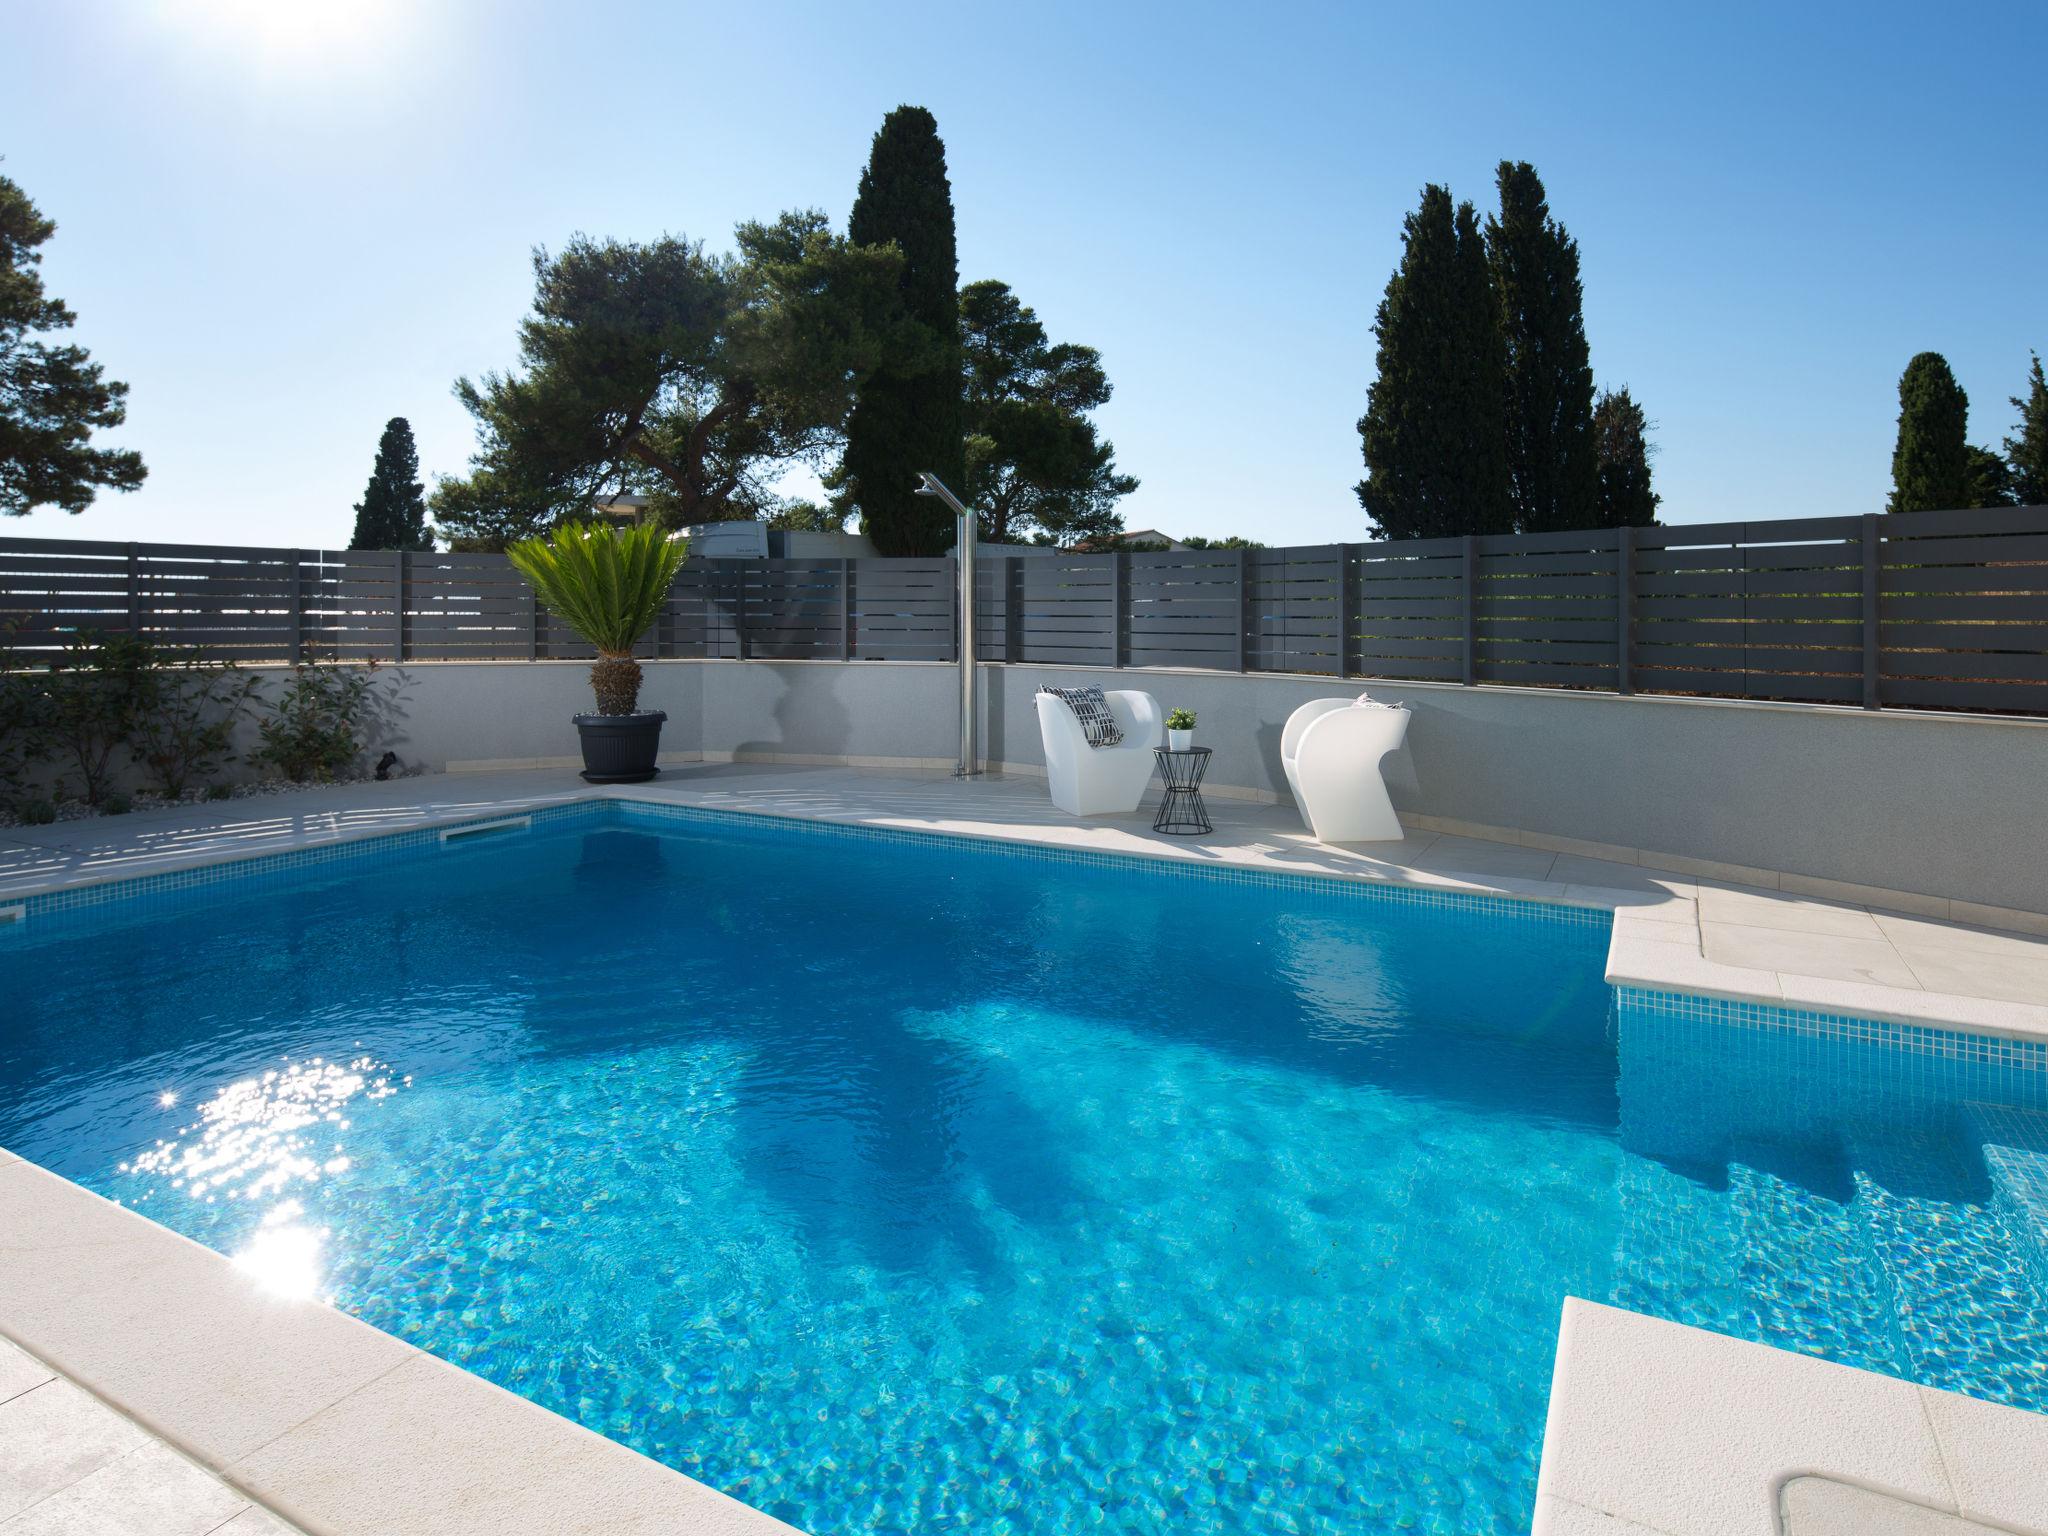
[1967,1102,2048,1282]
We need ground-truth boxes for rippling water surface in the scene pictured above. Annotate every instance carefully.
[3,805,2044,1534]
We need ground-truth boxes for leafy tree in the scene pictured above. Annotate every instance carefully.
[842,107,965,556]
[1356,186,1513,540]
[1888,352,1971,513]
[2007,352,2048,506]
[434,212,920,550]
[0,171,146,515]
[1965,444,2017,508]
[1592,387,1660,526]
[1487,162,1597,533]
[959,279,1136,547]
[349,417,432,550]
[1182,535,1267,549]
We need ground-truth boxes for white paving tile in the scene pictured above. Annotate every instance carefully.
[1894,943,2048,1007]
[1777,1478,2000,1535]
[1700,921,1922,989]
[0,1341,53,1408]
[1916,1385,2048,1533]
[0,1442,247,1536]
[1872,910,2048,959]
[1531,1494,1678,1536]
[0,1161,416,1468]
[229,1354,798,1536]
[1537,1300,1958,1536]
[1696,881,1886,938]
[0,1381,146,1522]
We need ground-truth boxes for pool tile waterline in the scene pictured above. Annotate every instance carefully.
[7,794,2041,1090]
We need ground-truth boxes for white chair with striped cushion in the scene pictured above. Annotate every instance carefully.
[1035,688,1163,816]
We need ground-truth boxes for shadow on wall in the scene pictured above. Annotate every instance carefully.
[363,666,414,768]
[728,665,852,763]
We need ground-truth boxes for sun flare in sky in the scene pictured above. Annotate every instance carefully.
[148,0,407,70]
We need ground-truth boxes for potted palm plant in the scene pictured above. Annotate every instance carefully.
[507,521,688,783]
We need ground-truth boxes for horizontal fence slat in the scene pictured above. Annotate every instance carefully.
[3,515,2044,716]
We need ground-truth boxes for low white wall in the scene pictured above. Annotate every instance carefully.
[27,655,2048,917]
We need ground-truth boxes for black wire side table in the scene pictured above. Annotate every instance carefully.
[1152,746,1214,835]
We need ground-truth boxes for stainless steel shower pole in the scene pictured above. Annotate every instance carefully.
[914,472,979,777]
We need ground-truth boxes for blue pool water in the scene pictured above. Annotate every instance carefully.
[3,804,2047,1534]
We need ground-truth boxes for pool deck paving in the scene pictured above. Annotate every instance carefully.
[4,762,2048,1535]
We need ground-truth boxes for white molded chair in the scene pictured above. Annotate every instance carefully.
[1281,698,1410,842]
[1035,689,1164,816]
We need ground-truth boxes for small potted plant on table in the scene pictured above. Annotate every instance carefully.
[1166,708,1196,751]
[508,521,687,784]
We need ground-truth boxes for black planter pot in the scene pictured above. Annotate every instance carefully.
[573,711,667,784]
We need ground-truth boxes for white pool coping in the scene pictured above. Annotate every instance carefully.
[1534,1300,2048,1536]
[4,764,2048,1534]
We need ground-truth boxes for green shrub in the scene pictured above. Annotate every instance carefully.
[131,653,259,798]
[0,618,49,798]
[1165,708,1197,731]
[205,782,234,802]
[253,662,380,782]
[15,797,56,825]
[42,630,155,807]
[103,791,132,815]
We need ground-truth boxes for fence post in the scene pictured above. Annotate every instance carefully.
[838,558,851,660]
[1862,513,1881,709]
[1339,543,1357,680]
[393,548,407,662]
[1113,549,1128,668]
[1235,546,1250,672]
[524,582,538,661]
[735,563,749,660]
[125,542,140,633]
[288,549,303,663]
[943,556,957,663]
[1006,557,1022,662]
[1460,535,1477,686]
[1616,526,1634,695]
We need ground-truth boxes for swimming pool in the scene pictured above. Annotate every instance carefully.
[3,802,2045,1534]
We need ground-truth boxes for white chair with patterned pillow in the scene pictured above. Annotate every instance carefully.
[1035,687,1163,816]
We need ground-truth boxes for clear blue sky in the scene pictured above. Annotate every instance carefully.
[8,0,2045,549]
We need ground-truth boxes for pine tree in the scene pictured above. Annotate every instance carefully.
[349,417,431,550]
[1592,388,1660,526]
[1888,353,1971,514]
[1355,187,1513,540]
[0,171,146,515]
[2007,352,2048,506]
[842,106,965,556]
[1965,445,2016,507]
[1487,162,1597,533]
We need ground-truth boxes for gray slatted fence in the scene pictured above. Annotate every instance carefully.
[4,507,2048,715]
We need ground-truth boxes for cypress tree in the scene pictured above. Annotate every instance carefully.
[2007,352,2048,506]
[1356,187,1513,540]
[1964,445,2016,507]
[1592,388,1660,526]
[1888,353,1971,514]
[349,417,432,550]
[843,106,965,556]
[1487,162,1598,533]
